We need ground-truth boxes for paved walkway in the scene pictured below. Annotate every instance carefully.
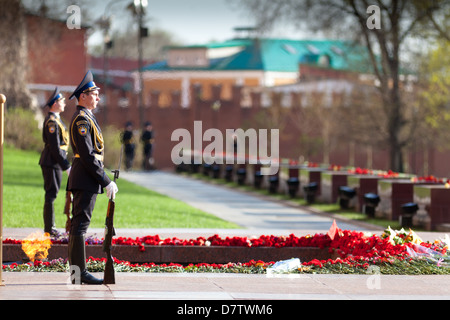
[2,273,450,300]
[2,170,450,300]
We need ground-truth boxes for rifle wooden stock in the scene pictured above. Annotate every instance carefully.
[103,198,116,284]
[103,151,121,285]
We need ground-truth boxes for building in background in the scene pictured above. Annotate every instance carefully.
[89,56,153,125]
[136,38,372,109]
[25,13,89,111]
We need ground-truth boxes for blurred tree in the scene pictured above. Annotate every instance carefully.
[237,0,450,172]
[0,0,35,109]
[0,0,93,110]
[421,39,450,128]
[419,41,450,145]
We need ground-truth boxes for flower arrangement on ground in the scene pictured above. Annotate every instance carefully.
[3,224,449,275]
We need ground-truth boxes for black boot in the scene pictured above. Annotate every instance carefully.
[68,235,103,285]
[43,202,57,236]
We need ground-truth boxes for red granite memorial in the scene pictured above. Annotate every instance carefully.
[414,184,450,231]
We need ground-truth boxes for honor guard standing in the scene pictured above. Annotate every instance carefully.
[141,121,154,171]
[39,88,71,236]
[67,70,118,285]
[121,121,135,170]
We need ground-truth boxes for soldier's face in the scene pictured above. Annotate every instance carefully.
[81,90,100,109]
[54,98,66,112]
[51,98,66,113]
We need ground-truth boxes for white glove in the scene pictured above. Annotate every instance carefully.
[65,166,71,176]
[105,181,118,199]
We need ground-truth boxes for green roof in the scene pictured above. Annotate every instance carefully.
[143,38,373,73]
[164,39,251,50]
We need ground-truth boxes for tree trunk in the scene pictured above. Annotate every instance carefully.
[0,0,35,109]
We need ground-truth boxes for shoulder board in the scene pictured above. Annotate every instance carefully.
[44,117,56,128]
[73,112,88,123]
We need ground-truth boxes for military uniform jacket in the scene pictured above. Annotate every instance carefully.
[67,106,111,194]
[39,112,71,170]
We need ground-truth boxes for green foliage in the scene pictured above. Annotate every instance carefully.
[4,107,41,152]
[422,42,450,130]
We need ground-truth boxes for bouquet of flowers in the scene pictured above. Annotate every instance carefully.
[382,226,450,267]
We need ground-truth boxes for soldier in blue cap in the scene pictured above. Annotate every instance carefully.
[67,70,118,285]
[39,87,71,236]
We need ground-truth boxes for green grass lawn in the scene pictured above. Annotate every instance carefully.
[2,147,238,229]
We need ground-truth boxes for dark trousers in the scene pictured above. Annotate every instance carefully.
[68,189,103,284]
[41,166,62,202]
[70,190,97,236]
[41,166,62,233]
[125,152,134,170]
[143,145,152,170]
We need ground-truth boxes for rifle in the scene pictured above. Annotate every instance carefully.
[64,191,72,233]
[103,148,122,285]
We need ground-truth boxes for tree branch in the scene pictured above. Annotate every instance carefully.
[427,11,450,41]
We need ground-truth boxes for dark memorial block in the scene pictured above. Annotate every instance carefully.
[338,186,356,209]
[400,202,418,228]
[212,164,221,179]
[303,182,318,204]
[363,193,380,218]
[285,166,300,198]
[378,178,444,221]
[378,179,423,220]
[413,185,450,230]
[252,163,263,188]
[225,165,233,182]
[320,171,351,204]
[203,163,212,176]
[286,177,300,198]
[347,175,381,212]
[299,167,324,198]
[268,174,279,194]
[236,165,246,185]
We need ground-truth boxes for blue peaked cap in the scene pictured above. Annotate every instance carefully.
[69,70,100,100]
[44,87,64,108]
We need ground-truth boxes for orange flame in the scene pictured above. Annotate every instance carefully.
[21,231,52,262]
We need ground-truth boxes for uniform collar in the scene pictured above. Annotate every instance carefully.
[49,111,60,119]
[77,105,94,117]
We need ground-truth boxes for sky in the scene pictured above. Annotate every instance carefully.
[87,0,309,46]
